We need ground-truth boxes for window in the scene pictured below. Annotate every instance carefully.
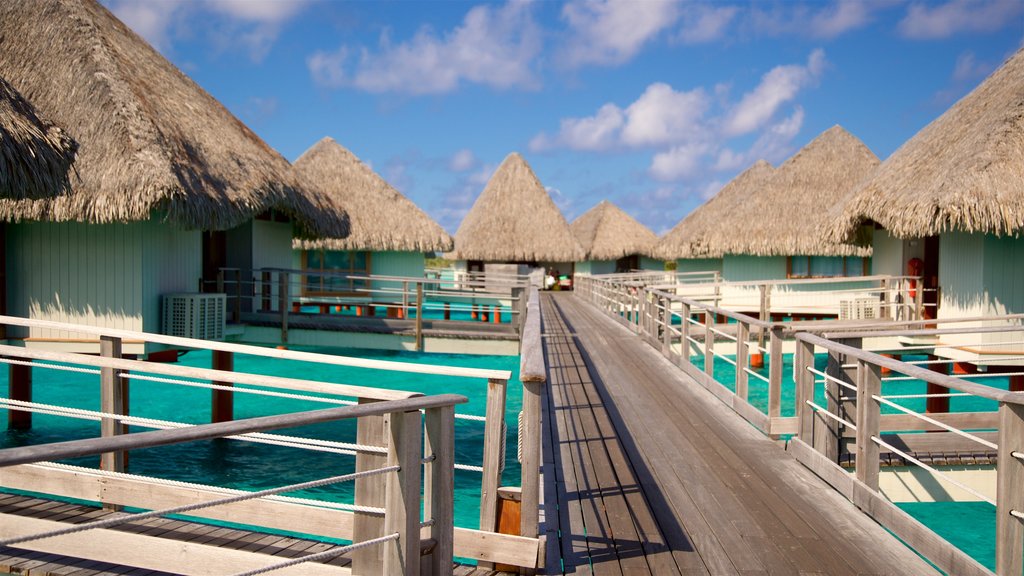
[787,256,867,278]
[303,250,371,295]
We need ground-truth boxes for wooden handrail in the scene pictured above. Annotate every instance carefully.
[0,394,467,468]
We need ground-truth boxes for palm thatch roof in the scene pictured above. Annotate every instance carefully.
[702,126,876,257]
[292,137,452,252]
[0,0,345,236]
[655,160,775,259]
[450,153,583,262]
[571,200,658,261]
[0,75,77,200]
[828,47,1024,242]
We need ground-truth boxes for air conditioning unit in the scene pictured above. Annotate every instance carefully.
[839,297,880,321]
[162,293,226,340]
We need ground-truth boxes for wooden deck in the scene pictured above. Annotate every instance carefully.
[540,292,939,575]
[0,493,504,576]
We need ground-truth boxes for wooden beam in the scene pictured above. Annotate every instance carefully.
[7,361,31,430]
[211,350,234,424]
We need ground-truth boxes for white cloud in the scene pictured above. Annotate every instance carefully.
[808,0,874,38]
[530,103,625,151]
[307,47,348,89]
[449,149,477,172]
[746,0,885,39]
[622,83,710,147]
[106,0,307,61]
[560,0,681,67]
[311,1,541,94]
[650,142,712,181]
[900,0,1024,39]
[723,49,825,136]
[717,107,805,170]
[677,5,739,44]
[931,50,998,105]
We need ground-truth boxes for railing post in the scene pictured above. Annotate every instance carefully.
[795,338,815,442]
[211,350,234,423]
[415,283,424,352]
[479,378,508,535]
[353,399,387,575]
[735,320,749,401]
[234,269,242,323]
[914,281,924,320]
[383,408,422,576]
[680,301,691,361]
[703,309,715,378]
[521,378,543,542]
[880,278,892,320]
[661,295,672,357]
[854,359,881,492]
[100,335,126,478]
[8,362,31,430]
[768,326,783,423]
[996,402,1024,576]
[402,280,410,320]
[425,405,455,576]
[279,272,289,345]
[216,269,224,295]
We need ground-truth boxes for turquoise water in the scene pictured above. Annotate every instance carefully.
[695,350,1001,570]
[0,346,522,531]
[298,298,511,323]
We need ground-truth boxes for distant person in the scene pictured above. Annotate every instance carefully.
[545,270,556,290]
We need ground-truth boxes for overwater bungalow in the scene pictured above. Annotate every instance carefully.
[449,152,583,283]
[0,0,343,354]
[570,200,662,276]
[656,159,775,275]
[828,47,1024,347]
[291,137,452,305]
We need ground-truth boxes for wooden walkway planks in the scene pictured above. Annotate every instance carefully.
[0,493,502,576]
[541,293,939,576]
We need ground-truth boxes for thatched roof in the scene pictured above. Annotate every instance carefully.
[450,153,583,262]
[0,0,345,236]
[828,47,1024,242]
[292,137,452,252]
[571,200,658,261]
[655,160,775,259]
[0,75,77,200]
[701,126,876,257]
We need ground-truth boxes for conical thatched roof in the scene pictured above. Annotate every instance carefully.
[450,153,583,262]
[292,137,452,252]
[703,126,876,257]
[0,0,345,236]
[571,200,658,261]
[828,47,1024,242]
[655,160,775,259]
[0,75,77,200]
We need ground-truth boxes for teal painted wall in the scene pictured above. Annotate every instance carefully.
[676,258,722,274]
[722,255,787,281]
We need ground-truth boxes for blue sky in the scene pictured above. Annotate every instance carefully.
[103,0,1024,235]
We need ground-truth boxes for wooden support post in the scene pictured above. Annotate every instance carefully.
[443,302,451,321]
[352,399,387,575]
[383,409,422,576]
[402,281,409,321]
[768,326,783,422]
[735,321,749,401]
[415,283,424,352]
[211,350,234,423]
[261,271,272,312]
[216,269,224,295]
[100,336,126,476]
[8,362,31,430]
[680,302,691,361]
[234,269,242,323]
[520,380,543,543]
[494,307,502,323]
[425,406,455,576]
[661,296,672,357]
[279,272,289,345]
[1012,375,1024,393]
[926,355,950,414]
[996,402,1024,576]
[855,360,882,492]
[817,338,860,463]
[703,309,715,378]
[795,339,815,442]
[479,379,508,546]
[880,278,892,320]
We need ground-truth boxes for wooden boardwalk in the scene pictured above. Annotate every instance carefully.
[0,493,503,576]
[540,292,939,575]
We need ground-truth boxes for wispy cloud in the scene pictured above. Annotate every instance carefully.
[723,49,824,136]
[559,0,681,67]
[308,0,541,94]
[531,49,825,183]
[449,149,478,172]
[106,0,307,61]
[899,0,1024,39]
[931,50,998,106]
[676,4,739,44]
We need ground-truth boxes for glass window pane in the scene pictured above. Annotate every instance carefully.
[351,251,368,271]
[809,256,845,277]
[306,250,323,269]
[324,251,349,270]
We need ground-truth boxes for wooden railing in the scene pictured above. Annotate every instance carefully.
[207,268,529,346]
[0,394,463,575]
[0,311,545,571]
